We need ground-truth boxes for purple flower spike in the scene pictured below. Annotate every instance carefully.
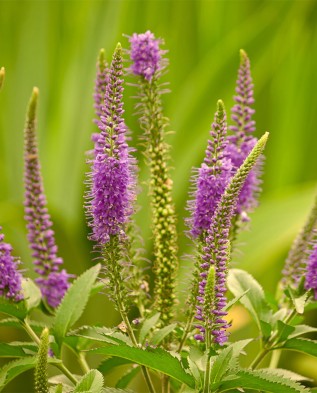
[225,49,262,217]
[0,228,23,302]
[88,44,136,244]
[187,100,232,238]
[24,87,72,308]
[194,133,269,345]
[229,49,256,136]
[305,243,317,299]
[129,31,165,81]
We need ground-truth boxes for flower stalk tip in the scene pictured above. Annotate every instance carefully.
[27,87,39,122]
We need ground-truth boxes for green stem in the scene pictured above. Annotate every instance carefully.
[269,349,281,368]
[250,309,297,369]
[203,332,211,393]
[54,363,78,385]
[177,314,194,353]
[77,353,90,374]
[22,319,41,345]
[162,374,170,393]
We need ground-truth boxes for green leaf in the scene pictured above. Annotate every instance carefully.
[139,313,160,344]
[210,339,253,386]
[73,369,104,393]
[280,338,317,357]
[273,369,312,382]
[0,342,37,358]
[260,320,273,341]
[224,289,249,311]
[218,369,309,392]
[276,321,295,343]
[22,278,42,311]
[68,326,132,347]
[90,344,195,388]
[98,357,133,374]
[227,269,272,332]
[0,356,61,391]
[151,323,177,345]
[0,296,27,320]
[52,264,100,348]
[288,289,308,314]
[115,366,140,389]
[0,318,46,335]
[289,324,317,339]
[209,347,233,384]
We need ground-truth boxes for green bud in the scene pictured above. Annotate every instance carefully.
[34,328,49,393]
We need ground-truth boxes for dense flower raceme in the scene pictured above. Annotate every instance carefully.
[195,133,269,344]
[129,30,166,81]
[187,100,232,239]
[24,88,71,308]
[88,44,136,245]
[225,50,261,217]
[305,242,317,299]
[0,228,23,302]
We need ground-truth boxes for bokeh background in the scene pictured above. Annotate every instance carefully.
[1,0,317,391]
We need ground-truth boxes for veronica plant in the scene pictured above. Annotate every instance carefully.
[0,33,317,393]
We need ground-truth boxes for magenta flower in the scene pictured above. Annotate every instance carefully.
[129,31,165,81]
[187,100,232,238]
[305,243,317,299]
[88,44,136,244]
[0,228,23,302]
[24,88,72,308]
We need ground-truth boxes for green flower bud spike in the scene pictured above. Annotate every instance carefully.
[0,67,5,90]
[281,194,317,292]
[130,33,178,326]
[34,327,49,393]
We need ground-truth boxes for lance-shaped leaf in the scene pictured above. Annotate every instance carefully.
[73,369,104,393]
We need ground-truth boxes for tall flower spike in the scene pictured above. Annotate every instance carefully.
[225,49,261,219]
[187,100,232,239]
[195,132,269,344]
[305,242,317,299]
[129,31,178,325]
[88,43,136,245]
[0,227,23,302]
[34,328,49,393]
[92,49,109,154]
[24,88,71,308]
[281,195,317,290]
[0,67,5,90]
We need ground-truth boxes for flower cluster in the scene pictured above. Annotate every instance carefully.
[129,30,164,81]
[0,228,23,302]
[187,100,232,239]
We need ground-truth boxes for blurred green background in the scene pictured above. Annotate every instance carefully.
[1,0,317,391]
